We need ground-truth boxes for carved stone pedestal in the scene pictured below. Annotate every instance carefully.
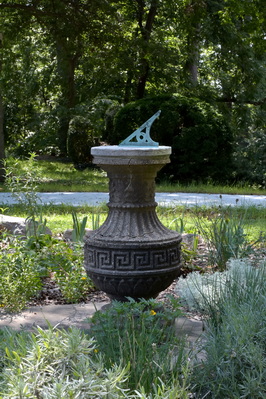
[84,146,182,301]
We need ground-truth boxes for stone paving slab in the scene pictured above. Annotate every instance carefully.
[0,302,204,346]
[0,302,108,332]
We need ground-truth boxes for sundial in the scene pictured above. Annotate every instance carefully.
[119,110,161,147]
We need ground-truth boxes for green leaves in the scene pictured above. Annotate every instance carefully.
[0,326,130,398]
[89,297,186,393]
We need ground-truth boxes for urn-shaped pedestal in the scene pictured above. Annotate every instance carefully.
[84,146,182,301]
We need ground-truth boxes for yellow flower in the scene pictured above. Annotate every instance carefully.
[81,277,87,280]
[150,310,156,316]
[94,348,99,353]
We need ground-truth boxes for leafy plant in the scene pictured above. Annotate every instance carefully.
[89,297,188,393]
[0,326,130,398]
[0,235,95,311]
[4,153,42,218]
[193,207,256,270]
[0,243,44,312]
[71,210,88,243]
[36,241,94,304]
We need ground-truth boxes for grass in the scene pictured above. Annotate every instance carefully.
[2,203,265,245]
[0,158,109,192]
[156,180,266,195]
[0,157,265,194]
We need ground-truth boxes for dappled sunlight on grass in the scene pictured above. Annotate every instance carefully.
[2,203,264,244]
[1,157,265,194]
[156,180,266,195]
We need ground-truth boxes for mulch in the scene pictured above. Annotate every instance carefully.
[27,239,210,307]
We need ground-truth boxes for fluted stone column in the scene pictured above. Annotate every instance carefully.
[84,146,182,301]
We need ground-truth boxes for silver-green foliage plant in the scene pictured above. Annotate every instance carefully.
[0,326,130,398]
[175,258,265,315]
[177,259,266,398]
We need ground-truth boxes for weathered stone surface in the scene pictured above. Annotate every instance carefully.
[0,214,52,236]
[91,145,171,165]
[85,145,182,301]
[182,233,203,247]
[63,228,93,242]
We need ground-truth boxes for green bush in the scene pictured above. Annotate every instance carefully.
[0,245,44,312]
[0,236,94,311]
[67,116,99,169]
[89,297,189,394]
[108,94,233,183]
[233,128,266,188]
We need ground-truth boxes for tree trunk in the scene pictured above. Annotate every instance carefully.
[56,40,80,155]
[0,33,5,182]
[184,24,200,87]
[136,59,150,100]
[136,0,158,99]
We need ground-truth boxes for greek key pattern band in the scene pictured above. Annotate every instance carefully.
[86,246,180,271]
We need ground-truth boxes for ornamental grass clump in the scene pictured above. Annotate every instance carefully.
[89,297,190,395]
[193,206,256,270]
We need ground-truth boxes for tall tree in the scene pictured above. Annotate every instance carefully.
[0,0,117,154]
[135,0,159,99]
[0,32,5,182]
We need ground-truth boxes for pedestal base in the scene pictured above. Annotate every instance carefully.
[84,145,182,301]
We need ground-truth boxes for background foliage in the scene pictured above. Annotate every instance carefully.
[0,0,265,185]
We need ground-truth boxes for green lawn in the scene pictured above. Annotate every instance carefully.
[3,203,265,245]
[0,157,265,195]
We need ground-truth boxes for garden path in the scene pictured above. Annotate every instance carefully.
[0,191,265,207]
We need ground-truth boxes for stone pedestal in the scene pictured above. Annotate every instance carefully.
[84,146,182,301]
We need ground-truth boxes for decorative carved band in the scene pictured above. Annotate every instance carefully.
[86,245,180,271]
[88,269,180,301]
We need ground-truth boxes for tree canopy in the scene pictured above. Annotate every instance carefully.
[0,0,265,184]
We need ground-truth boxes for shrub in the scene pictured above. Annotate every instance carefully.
[89,297,189,394]
[175,258,266,398]
[233,128,266,188]
[0,236,94,311]
[0,244,44,312]
[67,116,99,169]
[108,94,233,183]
